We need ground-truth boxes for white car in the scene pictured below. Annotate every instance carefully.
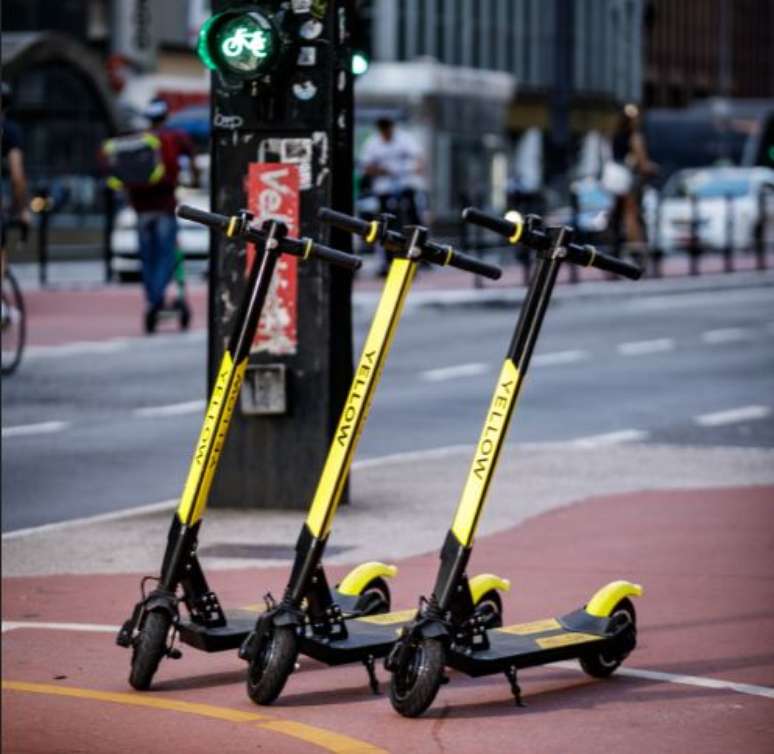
[651,167,774,253]
[110,186,210,281]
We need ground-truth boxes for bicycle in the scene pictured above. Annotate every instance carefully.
[1,221,28,376]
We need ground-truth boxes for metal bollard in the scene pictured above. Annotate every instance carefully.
[688,193,701,276]
[723,193,734,273]
[30,190,52,288]
[103,186,115,284]
[755,188,767,270]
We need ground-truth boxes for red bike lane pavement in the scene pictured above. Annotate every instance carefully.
[3,484,774,753]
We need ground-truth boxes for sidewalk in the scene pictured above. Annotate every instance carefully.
[11,252,774,348]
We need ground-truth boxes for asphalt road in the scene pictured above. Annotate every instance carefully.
[2,280,773,532]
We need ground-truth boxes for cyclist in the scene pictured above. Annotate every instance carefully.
[127,98,200,334]
[360,117,425,276]
[1,81,31,268]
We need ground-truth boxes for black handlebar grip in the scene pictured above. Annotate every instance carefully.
[462,207,523,243]
[176,204,229,230]
[318,208,377,241]
[307,240,362,271]
[569,244,643,281]
[448,249,502,280]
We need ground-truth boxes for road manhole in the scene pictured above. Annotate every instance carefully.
[198,543,352,559]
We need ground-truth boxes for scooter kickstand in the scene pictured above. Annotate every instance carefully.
[505,665,526,708]
[363,654,379,695]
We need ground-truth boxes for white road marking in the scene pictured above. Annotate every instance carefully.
[421,362,490,382]
[25,341,128,358]
[133,400,205,418]
[532,350,588,367]
[2,621,771,700]
[1,621,119,634]
[1,421,69,439]
[694,405,771,427]
[553,661,774,700]
[617,338,675,356]
[766,321,774,335]
[1,499,178,541]
[701,328,751,344]
[569,429,649,448]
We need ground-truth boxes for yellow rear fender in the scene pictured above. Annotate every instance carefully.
[337,561,398,597]
[585,580,643,618]
[469,573,511,605]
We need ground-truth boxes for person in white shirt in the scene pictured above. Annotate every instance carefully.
[360,117,424,275]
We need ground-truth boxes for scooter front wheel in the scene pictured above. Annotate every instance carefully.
[580,598,636,678]
[129,610,171,690]
[389,638,444,718]
[246,626,298,705]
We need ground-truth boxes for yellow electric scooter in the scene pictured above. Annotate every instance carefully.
[240,210,510,705]
[386,208,645,717]
[116,206,361,690]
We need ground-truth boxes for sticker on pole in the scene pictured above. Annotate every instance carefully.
[246,163,299,355]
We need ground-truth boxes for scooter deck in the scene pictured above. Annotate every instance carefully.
[447,609,632,677]
[300,609,416,666]
[178,610,257,653]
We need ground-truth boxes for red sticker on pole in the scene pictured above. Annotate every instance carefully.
[245,163,299,355]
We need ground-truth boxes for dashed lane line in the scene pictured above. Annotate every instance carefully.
[531,349,588,367]
[2,621,120,634]
[694,405,772,427]
[701,327,751,344]
[133,400,206,418]
[1,421,69,439]
[617,338,675,356]
[1,680,389,754]
[421,362,490,382]
[568,429,649,448]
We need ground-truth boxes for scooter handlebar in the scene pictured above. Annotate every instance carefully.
[423,241,502,280]
[462,206,522,242]
[317,207,376,240]
[177,205,361,271]
[566,244,643,281]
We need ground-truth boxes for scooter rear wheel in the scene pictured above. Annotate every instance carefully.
[129,610,171,690]
[354,576,391,616]
[580,598,636,678]
[246,626,298,705]
[389,638,444,718]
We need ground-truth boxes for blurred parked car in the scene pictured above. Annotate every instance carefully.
[110,186,210,282]
[545,178,614,242]
[651,167,774,253]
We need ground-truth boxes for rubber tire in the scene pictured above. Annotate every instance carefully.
[389,638,445,718]
[129,610,171,691]
[1,269,25,376]
[354,576,391,616]
[580,598,636,679]
[474,589,503,629]
[246,626,299,706]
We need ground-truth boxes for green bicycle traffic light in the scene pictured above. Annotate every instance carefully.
[198,7,282,81]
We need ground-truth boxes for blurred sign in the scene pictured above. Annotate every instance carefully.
[111,0,157,71]
[246,163,299,355]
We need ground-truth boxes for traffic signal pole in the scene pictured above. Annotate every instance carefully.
[203,1,355,509]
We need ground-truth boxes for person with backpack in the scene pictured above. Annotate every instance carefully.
[104,98,200,333]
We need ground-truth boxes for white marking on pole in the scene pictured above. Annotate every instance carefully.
[1,421,69,439]
[569,429,649,448]
[694,405,771,427]
[1,499,179,541]
[532,350,588,367]
[420,362,490,382]
[701,328,750,344]
[617,338,675,356]
[133,400,205,418]
[553,660,774,700]
[1,621,119,634]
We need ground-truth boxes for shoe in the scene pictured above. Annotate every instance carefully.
[144,305,160,334]
[176,298,192,330]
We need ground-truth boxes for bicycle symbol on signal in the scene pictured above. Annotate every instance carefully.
[221,27,269,59]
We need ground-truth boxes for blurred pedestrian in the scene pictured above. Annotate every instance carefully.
[1,81,31,270]
[603,103,658,257]
[105,98,199,333]
[360,117,424,275]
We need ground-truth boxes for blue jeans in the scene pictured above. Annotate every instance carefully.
[137,212,178,309]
